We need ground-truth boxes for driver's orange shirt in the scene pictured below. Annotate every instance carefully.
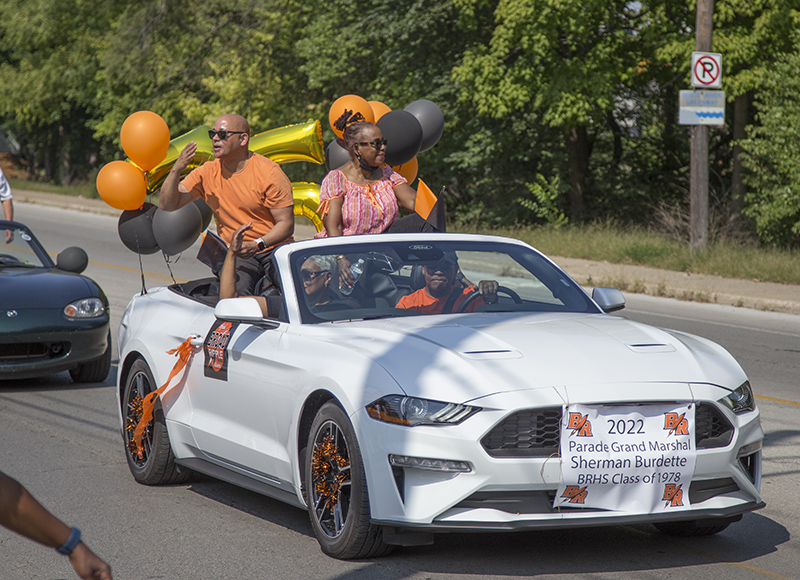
[396,285,484,314]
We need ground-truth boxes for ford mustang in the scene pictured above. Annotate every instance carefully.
[116,232,763,559]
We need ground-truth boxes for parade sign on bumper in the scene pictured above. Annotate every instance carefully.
[555,403,696,513]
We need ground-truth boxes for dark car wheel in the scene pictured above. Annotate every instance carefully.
[654,519,733,537]
[305,402,393,559]
[123,358,191,485]
[69,332,112,383]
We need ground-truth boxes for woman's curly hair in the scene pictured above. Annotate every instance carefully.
[334,110,376,157]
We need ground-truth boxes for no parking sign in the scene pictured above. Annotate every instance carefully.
[692,52,722,89]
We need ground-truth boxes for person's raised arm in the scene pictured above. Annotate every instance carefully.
[0,471,112,580]
[159,142,198,211]
[219,223,270,317]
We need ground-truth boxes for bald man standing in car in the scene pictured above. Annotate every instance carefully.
[160,114,294,296]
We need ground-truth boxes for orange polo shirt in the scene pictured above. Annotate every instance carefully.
[182,154,294,247]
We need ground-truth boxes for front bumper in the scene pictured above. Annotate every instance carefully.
[0,316,109,380]
[355,384,764,531]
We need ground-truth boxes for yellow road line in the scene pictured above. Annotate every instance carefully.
[756,394,800,407]
[87,259,190,283]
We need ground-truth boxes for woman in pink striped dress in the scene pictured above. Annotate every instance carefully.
[315,111,417,239]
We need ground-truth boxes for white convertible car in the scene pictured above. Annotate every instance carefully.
[116,233,764,559]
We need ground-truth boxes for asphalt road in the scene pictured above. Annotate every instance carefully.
[1,203,799,580]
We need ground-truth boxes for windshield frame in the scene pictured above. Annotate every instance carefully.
[0,221,54,269]
[285,237,599,324]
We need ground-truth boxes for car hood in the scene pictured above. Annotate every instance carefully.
[311,312,746,402]
[0,268,97,309]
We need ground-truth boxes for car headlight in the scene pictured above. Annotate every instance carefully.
[366,395,480,426]
[64,298,105,319]
[719,380,755,414]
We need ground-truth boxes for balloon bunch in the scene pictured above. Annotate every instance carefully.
[324,95,444,184]
[97,111,170,211]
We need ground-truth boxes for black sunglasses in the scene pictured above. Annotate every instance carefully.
[300,269,325,282]
[208,129,246,140]
[358,138,388,150]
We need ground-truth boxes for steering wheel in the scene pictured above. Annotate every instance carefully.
[0,254,22,264]
[456,285,522,313]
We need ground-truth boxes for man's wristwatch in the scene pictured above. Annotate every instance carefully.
[57,527,82,556]
[256,238,267,252]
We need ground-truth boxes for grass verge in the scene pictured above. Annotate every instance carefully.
[456,223,800,286]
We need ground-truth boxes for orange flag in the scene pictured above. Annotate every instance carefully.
[133,337,196,458]
[414,179,438,220]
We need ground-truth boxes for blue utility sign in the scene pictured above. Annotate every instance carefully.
[679,90,725,125]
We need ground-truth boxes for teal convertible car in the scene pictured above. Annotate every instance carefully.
[0,220,110,382]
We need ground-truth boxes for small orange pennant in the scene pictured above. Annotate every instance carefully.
[133,336,196,459]
[414,179,437,220]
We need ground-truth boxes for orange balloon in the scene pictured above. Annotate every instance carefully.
[368,100,392,122]
[392,157,418,184]
[96,161,147,211]
[328,95,374,138]
[120,111,170,172]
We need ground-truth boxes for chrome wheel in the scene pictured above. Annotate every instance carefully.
[310,419,352,538]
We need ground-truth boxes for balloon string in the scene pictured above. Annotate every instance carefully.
[162,251,178,285]
[132,337,196,459]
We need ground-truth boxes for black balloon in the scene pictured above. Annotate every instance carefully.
[194,197,214,230]
[325,138,351,171]
[152,203,203,256]
[405,99,444,153]
[376,110,423,166]
[118,203,160,255]
[56,247,89,273]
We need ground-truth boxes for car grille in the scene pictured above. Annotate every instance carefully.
[481,407,562,457]
[481,403,734,458]
[0,342,70,363]
[694,403,734,449]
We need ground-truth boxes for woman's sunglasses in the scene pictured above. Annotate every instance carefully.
[300,270,325,282]
[358,138,388,150]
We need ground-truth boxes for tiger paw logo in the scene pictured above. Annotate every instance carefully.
[662,483,684,507]
[567,412,593,436]
[664,412,689,436]
[561,485,588,504]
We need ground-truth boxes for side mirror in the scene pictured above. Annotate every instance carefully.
[56,247,88,273]
[592,287,626,313]
[214,297,266,323]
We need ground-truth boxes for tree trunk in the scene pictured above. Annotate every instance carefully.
[731,92,749,219]
[565,126,589,219]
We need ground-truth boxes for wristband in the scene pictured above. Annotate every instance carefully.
[57,527,81,556]
[256,238,267,252]
[335,254,346,261]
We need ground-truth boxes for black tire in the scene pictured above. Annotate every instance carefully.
[305,402,393,559]
[122,358,191,485]
[69,332,112,383]
[654,519,733,537]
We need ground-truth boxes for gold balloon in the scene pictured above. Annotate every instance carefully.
[250,120,324,165]
[143,120,324,193]
[292,182,323,232]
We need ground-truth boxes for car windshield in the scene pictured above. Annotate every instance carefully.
[291,240,599,323]
[0,224,51,268]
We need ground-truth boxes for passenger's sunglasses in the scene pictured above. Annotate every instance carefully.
[208,129,246,140]
[358,138,388,150]
[300,270,325,282]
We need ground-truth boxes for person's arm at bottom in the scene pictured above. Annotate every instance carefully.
[0,471,112,580]
[2,199,13,243]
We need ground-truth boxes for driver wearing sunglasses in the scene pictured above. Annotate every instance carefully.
[159,113,295,298]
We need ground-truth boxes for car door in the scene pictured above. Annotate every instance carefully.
[186,316,287,484]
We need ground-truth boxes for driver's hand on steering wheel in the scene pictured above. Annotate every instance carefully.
[478,280,498,304]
